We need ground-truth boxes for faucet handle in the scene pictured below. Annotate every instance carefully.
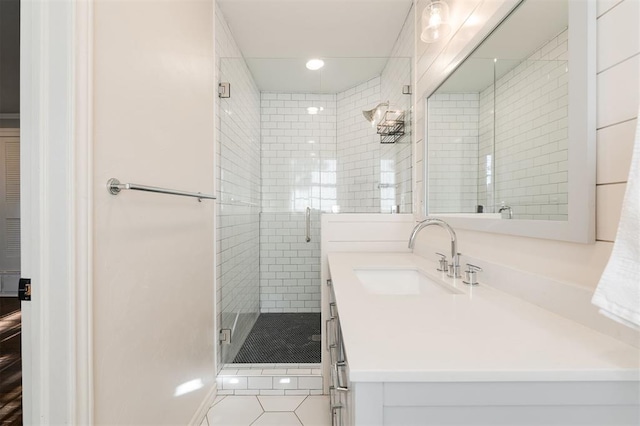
[466,263,482,273]
[463,263,482,286]
[435,252,448,272]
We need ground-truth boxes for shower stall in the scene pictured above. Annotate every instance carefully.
[216,56,413,388]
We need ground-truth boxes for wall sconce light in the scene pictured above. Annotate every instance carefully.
[421,0,451,43]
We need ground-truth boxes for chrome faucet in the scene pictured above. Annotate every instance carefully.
[408,218,461,278]
[498,204,513,219]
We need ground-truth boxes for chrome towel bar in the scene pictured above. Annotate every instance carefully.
[107,178,216,202]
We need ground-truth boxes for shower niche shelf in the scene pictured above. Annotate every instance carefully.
[377,110,405,144]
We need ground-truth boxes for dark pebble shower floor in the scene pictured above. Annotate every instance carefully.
[233,313,321,364]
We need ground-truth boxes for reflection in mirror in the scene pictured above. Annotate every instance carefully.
[427,0,569,221]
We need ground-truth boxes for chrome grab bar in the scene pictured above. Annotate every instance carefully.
[107,178,216,202]
[305,206,311,242]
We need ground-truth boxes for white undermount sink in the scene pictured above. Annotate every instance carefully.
[354,268,463,295]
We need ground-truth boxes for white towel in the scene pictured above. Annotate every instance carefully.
[592,113,640,330]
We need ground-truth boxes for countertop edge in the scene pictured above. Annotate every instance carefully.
[349,369,640,383]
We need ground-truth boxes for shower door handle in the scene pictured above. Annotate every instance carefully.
[305,207,311,242]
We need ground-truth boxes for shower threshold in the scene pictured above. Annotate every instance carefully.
[218,362,323,396]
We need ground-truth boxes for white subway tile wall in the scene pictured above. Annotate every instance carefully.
[334,8,413,215]
[477,87,495,211]
[380,8,414,214]
[336,77,382,213]
[427,93,480,213]
[259,94,335,313]
[259,211,321,313]
[491,29,569,220]
[216,5,261,365]
[257,84,396,310]
[427,30,569,220]
[258,34,414,308]
[260,93,337,214]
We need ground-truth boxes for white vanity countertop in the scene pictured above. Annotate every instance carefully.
[327,252,640,383]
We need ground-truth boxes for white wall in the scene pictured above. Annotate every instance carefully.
[413,0,639,342]
[92,1,215,424]
[215,5,262,365]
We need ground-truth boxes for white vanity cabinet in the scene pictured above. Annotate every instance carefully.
[324,252,640,426]
[327,278,384,426]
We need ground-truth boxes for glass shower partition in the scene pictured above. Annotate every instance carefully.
[218,56,413,366]
[218,57,262,365]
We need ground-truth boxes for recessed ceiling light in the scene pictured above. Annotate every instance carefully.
[306,59,325,71]
[307,107,319,115]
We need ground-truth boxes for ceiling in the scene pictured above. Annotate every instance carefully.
[217,0,413,93]
[243,57,392,94]
[438,0,569,93]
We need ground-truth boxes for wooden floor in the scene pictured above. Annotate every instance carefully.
[0,298,21,425]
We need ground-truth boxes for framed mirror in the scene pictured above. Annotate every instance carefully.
[423,0,595,243]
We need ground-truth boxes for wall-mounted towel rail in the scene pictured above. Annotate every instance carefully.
[107,178,216,202]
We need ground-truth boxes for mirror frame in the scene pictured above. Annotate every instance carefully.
[423,0,596,244]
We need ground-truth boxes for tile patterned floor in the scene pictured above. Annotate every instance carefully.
[203,395,330,426]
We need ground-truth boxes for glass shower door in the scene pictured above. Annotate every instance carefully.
[218,57,262,365]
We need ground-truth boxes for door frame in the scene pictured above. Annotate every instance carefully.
[20,0,93,423]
